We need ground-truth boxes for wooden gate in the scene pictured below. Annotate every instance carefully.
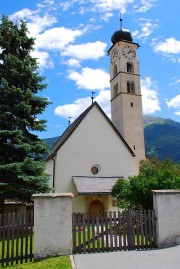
[72,210,156,254]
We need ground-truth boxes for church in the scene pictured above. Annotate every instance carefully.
[45,20,145,214]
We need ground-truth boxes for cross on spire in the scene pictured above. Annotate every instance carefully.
[68,116,71,126]
[91,91,95,104]
[120,13,123,29]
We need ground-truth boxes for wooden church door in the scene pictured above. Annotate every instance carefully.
[89,199,104,215]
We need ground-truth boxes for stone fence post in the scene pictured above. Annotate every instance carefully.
[32,193,74,259]
[152,190,180,248]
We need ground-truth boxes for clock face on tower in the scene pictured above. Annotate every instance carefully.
[110,48,118,64]
[122,45,136,60]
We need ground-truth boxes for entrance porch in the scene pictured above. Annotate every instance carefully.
[72,176,119,214]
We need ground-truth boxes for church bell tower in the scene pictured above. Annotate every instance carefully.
[108,17,145,174]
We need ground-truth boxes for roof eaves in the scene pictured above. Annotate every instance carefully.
[45,101,135,161]
[44,102,96,161]
[78,192,111,195]
[94,103,135,156]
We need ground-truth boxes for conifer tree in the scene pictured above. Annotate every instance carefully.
[0,16,51,213]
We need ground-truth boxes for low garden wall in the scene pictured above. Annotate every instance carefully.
[32,193,74,259]
[153,190,180,248]
[31,190,180,259]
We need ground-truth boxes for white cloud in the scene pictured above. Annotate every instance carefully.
[141,77,161,114]
[68,67,110,90]
[153,38,180,62]
[167,95,180,115]
[102,12,114,22]
[31,50,54,69]
[28,13,57,37]
[37,0,56,9]
[43,0,55,4]
[62,41,107,60]
[91,0,134,13]
[59,1,73,11]
[59,0,134,14]
[135,0,157,13]
[35,27,84,50]
[54,89,110,120]
[154,38,180,54]
[65,58,81,68]
[9,9,57,37]
[54,75,161,123]
[9,8,37,21]
[54,97,92,120]
[95,89,111,117]
[169,77,180,88]
[133,19,158,40]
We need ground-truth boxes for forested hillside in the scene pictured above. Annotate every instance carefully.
[143,116,180,163]
[44,116,180,163]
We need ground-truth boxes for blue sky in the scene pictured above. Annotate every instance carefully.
[1,0,180,139]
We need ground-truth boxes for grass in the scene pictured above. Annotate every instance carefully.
[0,256,72,269]
[0,237,72,269]
[0,235,33,262]
[0,236,72,269]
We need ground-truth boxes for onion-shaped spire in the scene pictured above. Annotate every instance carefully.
[111,14,133,45]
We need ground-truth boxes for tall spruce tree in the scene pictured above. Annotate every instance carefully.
[0,16,51,213]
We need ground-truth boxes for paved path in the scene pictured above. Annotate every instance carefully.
[73,245,180,269]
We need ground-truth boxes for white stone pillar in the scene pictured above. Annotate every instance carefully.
[32,193,74,259]
[153,190,180,248]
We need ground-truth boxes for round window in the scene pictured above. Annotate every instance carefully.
[91,166,99,175]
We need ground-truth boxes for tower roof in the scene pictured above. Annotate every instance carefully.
[111,29,133,44]
[111,15,133,45]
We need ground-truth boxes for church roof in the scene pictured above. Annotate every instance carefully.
[73,176,120,194]
[44,102,135,161]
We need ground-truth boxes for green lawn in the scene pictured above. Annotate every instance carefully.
[1,256,72,269]
[0,237,72,269]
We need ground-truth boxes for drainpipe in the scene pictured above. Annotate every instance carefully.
[52,156,56,193]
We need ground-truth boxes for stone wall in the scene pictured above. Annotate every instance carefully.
[32,193,74,259]
[153,190,180,248]
[32,190,180,259]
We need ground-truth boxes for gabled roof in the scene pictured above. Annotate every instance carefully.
[44,101,135,161]
[73,176,121,195]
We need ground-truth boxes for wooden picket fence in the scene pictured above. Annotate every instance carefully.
[72,210,157,254]
[0,210,34,267]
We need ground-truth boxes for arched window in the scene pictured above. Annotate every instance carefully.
[127,81,135,94]
[127,62,134,73]
[113,64,117,77]
[113,83,118,97]
[131,82,135,93]
[127,81,131,93]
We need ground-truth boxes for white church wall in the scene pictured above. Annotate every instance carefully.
[53,105,134,198]
[45,158,54,189]
[72,195,85,213]
[108,195,119,212]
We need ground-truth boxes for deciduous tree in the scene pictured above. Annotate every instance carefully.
[111,158,180,209]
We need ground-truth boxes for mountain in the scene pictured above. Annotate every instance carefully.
[44,116,180,163]
[143,116,180,163]
[143,115,180,129]
[45,136,60,149]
